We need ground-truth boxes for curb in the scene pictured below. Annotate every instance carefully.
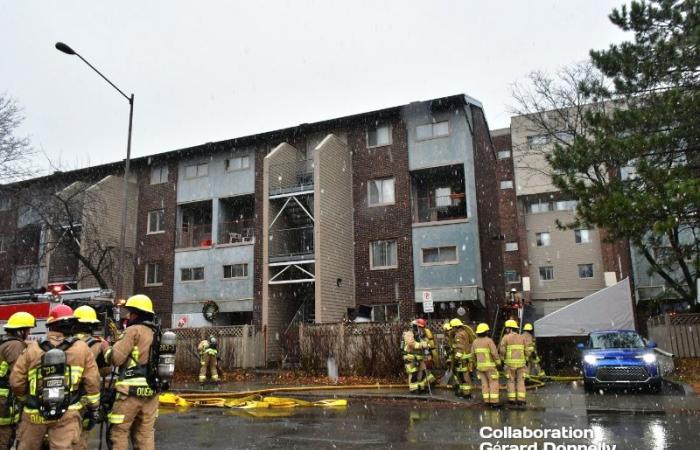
[662,378,695,396]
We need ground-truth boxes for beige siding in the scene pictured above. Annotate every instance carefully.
[511,115,558,196]
[313,134,354,323]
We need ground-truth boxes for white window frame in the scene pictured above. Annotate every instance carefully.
[147,210,165,235]
[578,263,594,279]
[223,263,249,280]
[144,262,163,287]
[505,270,520,284]
[184,162,209,179]
[420,245,459,266]
[370,240,398,270]
[415,121,450,141]
[180,267,205,282]
[150,164,168,185]
[497,150,511,160]
[539,266,554,281]
[225,155,250,172]
[368,178,395,207]
[575,229,592,244]
[505,242,519,252]
[366,124,392,148]
[536,232,551,247]
[370,303,400,323]
[500,180,514,190]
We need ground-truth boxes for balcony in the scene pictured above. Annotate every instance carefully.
[411,164,467,224]
[176,224,212,249]
[269,159,314,196]
[218,219,255,245]
[269,226,314,262]
[414,194,467,223]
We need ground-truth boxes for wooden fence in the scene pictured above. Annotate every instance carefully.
[170,325,265,372]
[647,314,700,358]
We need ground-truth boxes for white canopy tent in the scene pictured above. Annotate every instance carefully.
[534,278,635,338]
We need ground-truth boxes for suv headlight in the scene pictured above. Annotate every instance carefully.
[584,354,599,365]
[642,353,657,364]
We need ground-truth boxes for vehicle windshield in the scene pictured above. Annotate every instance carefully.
[589,332,645,349]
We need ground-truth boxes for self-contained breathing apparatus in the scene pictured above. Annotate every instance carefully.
[34,339,79,421]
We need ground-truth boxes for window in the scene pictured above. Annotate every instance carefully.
[434,187,452,207]
[368,178,395,206]
[370,240,397,269]
[575,229,591,244]
[505,270,520,284]
[225,155,250,172]
[145,262,163,286]
[505,242,518,252]
[539,266,554,281]
[184,162,208,179]
[147,210,165,234]
[578,263,594,279]
[500,180,514,190]
[555,200,578,211]
[528,199,552,214]
[223,263,248,279]
[150,164,168,185]
[497,150,511,160]
[0,235,7,252]
[421,246,458,265]
[367,124,392,147]
[554,131,574,143]
[371,303,399,323]
[0,197,11,211]
[416,121,449,140]
[181,267,204,282]
[527,135,550,146]
[536,232,551,247]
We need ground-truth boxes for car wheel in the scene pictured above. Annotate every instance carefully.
[584,381,595,393]
[647,380,662,394]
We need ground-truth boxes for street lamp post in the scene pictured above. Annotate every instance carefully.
[55,42,134,299]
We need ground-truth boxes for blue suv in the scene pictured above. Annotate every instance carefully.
[577,330,662,393]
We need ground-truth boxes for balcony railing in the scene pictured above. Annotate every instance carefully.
[269,159,314,196]
[218,219,255,245]
[269,226,314,260]
[414,194,467,223]
[176,224,212,249]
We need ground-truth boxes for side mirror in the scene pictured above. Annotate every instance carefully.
[576,343,585,350]
[646,340,657,348]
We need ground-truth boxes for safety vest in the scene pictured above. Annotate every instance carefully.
[0,336,22,425]
[474,347,496,371]
[504,343,526,368]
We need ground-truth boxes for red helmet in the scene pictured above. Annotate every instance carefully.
[47,304,75,325]
[415,318,427,328]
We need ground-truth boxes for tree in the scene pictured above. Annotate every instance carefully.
[545,0,699,304]
[0,93,36,182]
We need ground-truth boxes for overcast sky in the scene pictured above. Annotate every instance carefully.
[2,0,628,174]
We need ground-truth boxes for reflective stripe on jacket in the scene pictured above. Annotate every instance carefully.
[471,337,500,371]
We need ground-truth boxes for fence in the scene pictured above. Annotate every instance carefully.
[647,313,700,358]
[170,325,265,372]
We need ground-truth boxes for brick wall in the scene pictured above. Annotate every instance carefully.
[349,116,415,320]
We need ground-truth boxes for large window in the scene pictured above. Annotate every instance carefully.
[181,267,204,282]
[184,162,209,179]
[555,200,578,211]
[145,262,163,286]
[367,124,392,147]
[539,266,554,281]
[578,263,594,279]
[368,178,395,206]
[575,229,591,244]
[421,246,458,265]
[225,155,250,172]
[416,121,449,140]
[223,263,248,279]
[505,270,520,284]
[536,232,551,247]
[147,210,165,234]
[150,165,168,185]
[370,240,397,269]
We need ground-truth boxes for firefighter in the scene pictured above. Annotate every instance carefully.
[414,319,436,388]
[522,323,544,377]
[197,336,220,383]
[499,319,530,405]
[10,304,101,450]
[105,294,159,450]
[0,312,35,450]
[449,318,473,398]
[471,323,501,406]
[441,321,456,386]
[402,320,430,393]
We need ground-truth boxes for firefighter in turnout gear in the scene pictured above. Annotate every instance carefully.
[521,323,544,377]
[402,320,432,393]
[10,305,101,450]
[0,312,35,450]
[197,336,220,383]
[499,319,531,405]
[441,321,457,386]
[105,294,160,450]
[449,318,474,398]
[471,323,501,406]
[415,319,438,367]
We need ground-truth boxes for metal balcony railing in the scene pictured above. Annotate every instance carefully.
[176,224,213,249]
[269,159,314,196]
[414,194,467,223]
[269,226,314,260]
[218,219,255,244]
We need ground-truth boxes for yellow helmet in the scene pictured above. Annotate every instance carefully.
[124,294,154,314]
[523,323,533,332]
[74,305,100,324]
[505,319,519,329]
[5,312,36,330]
[449,318,464,328]
[475,323,490,334]
[442,321,452,332]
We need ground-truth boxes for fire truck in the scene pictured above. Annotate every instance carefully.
[0,285,117,339]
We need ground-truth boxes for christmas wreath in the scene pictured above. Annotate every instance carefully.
[202,300,219,322]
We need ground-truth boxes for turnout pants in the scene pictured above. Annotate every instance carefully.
[0,425,14,450]
[477,369,500,404]
[16,410,81,450]
[109,394,159,450]
[454,356,472,396]
[199,354,219,382]
[506,366,527,402]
